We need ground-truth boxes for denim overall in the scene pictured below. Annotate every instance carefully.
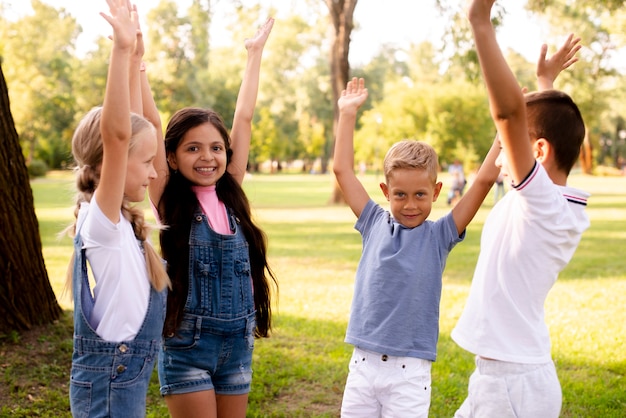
[69,233,166,418]
[158,210,256,396]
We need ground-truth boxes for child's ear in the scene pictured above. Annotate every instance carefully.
[433,181,443,201]
[379,182,390,200]
[533,138,552,164]
[167,155,178,170]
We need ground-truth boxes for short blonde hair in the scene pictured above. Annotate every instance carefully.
[383,140,439,183]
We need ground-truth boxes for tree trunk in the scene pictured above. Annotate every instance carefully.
[326,0,357,204]
[580,130,593,175]
[0,62,62,333]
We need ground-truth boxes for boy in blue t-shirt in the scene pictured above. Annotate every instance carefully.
[333,77,501,417]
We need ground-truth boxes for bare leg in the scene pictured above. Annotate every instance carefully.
[165,390,217,418]
[216,393,249,418]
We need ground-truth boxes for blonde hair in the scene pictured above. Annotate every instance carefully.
[64,107,170,296]
[383,140,439,183]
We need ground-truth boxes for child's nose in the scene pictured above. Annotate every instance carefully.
[200,149,214,161]
[405,197,418,208]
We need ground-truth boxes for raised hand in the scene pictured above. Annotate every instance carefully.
[100,0,137,51]
[536,33,581,90]
[338,77,368,113]
[245,17,275,53]
[131,4,145,61]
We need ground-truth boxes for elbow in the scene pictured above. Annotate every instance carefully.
[332,164,349,178]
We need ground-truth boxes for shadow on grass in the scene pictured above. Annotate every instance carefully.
[1,311,624,417]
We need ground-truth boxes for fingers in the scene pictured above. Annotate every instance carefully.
[345,77,365,93]
[538,43,548,63]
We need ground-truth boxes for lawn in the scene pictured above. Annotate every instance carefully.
[1,170,625,417]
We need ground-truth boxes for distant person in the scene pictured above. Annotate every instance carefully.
[333,77,500,417]
[66,1,170,416]
[452,2,589,417]
[447,159,466,205]
[149,18,277,418]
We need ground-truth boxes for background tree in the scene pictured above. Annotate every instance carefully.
[526,0,626,173]
[1,0,80,170]
[144,0,212,120]
[325,0,357,203]
[0,61,62,332]
[4,0,626,185]
[436,0,626,174]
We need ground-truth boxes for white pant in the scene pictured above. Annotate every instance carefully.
[341,347,432,418]
[454,357,562,418]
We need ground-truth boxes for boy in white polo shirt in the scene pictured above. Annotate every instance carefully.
[451,1,590,417]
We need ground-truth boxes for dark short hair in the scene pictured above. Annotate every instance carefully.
[525,90,585,175]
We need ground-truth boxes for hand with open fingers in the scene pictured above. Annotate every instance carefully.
[100,0,137,51]
[338,77,368,114]
[536,33,581,86]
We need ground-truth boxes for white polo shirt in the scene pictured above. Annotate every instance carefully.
[452,163,590,363]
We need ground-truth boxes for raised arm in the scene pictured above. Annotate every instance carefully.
[333,77,370,218]
[229,17,274,185]
[132,11,167,207]
[129,3,144,115]
[468,0,533,186]
[536,33,581,91]
[451,136,501,235]
[96,0,137,223]
[144,62,167,207]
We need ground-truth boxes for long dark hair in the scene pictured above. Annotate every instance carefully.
[159,107,276,338]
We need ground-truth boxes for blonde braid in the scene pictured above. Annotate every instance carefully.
[121,200,171,292]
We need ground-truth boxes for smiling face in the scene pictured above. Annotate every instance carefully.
[124,127,158,202]
[380,167,442,229]
[167,122,228,187]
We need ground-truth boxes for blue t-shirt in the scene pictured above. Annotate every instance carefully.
[345,199,464,361]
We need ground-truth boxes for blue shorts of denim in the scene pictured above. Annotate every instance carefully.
[158,313,255,396]
[70,337,159,418]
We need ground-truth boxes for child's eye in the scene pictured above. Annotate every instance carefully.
[187,145,199,152]
[212,145,224,152]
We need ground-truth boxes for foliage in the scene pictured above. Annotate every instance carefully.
[27,159,48,178]
[2,1,626,172]
[1,0,80,169]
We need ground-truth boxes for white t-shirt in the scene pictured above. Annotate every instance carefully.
[77,199,150,342]
[451,163,590,363]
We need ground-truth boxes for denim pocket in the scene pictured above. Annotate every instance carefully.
[69,378,92,418]
[163,318,199,351]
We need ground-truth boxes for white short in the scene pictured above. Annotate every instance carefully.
[341,347,432,418]
[454,357,562,418]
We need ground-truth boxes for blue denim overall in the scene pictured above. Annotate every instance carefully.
[69,233,166,418]
[158,210,256,396]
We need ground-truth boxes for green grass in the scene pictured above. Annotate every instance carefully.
[1,170,625,417]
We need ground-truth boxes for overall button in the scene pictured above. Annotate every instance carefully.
[381,354,388,361]
[118,344,128,353]
[116,365,126,373]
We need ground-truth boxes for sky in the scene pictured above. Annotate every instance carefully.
[4,0,545,65]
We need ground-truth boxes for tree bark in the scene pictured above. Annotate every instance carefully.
[0,61,62,333]
[580,130,593,175]
[326,0,357,204]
